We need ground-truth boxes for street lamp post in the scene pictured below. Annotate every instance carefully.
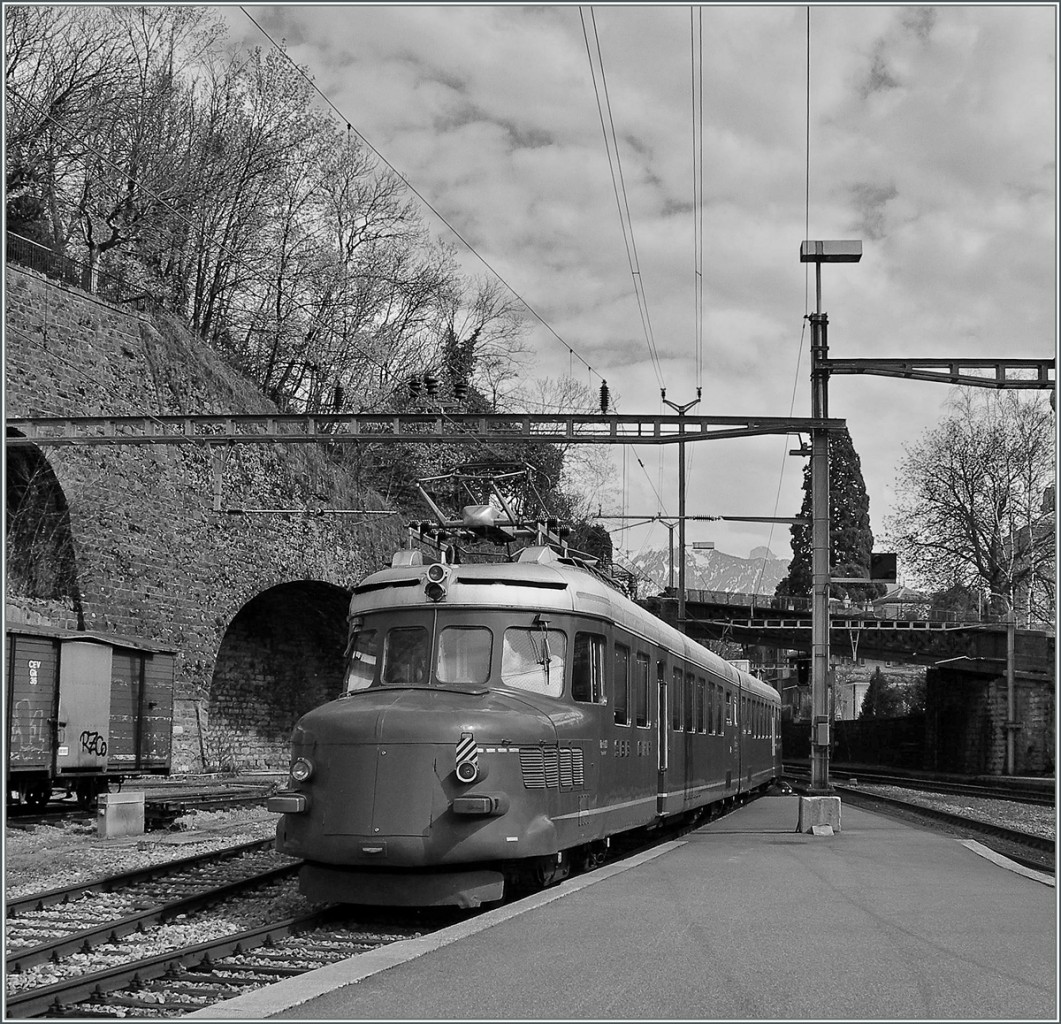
[800,240,862,795]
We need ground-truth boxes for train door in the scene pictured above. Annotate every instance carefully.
[660,665,686,816]
[724,685,736,792]
[656,660,667,815]
[571,629,606,831]
[56,641,112,774]
[736,688,744,793]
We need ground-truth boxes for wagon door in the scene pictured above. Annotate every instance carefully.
[7,634,59,778]
[56,641,113,773]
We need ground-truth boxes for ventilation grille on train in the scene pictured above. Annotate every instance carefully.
[519,746,584,789]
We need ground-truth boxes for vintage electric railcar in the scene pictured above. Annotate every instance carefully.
[270,541,782,907]
[5,626,175,808]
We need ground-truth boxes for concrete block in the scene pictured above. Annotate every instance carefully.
[798,795,841,834]
[98,791,146,839]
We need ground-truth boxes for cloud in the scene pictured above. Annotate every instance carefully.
[223,5,1055,562]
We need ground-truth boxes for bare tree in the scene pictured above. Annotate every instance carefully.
[884,390,1055,627]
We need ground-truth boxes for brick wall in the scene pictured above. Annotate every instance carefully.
[5,265,404,771]
[924,666,1054,775]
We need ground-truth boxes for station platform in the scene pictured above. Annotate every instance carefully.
[196,793,1057,1021]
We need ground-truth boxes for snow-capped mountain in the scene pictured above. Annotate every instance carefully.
[621,545,789,596]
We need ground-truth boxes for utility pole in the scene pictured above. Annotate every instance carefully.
[661,389,701,630]
[800,240,862,796]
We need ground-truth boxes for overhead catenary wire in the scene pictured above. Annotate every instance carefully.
[751,4,814,597]
[577,5,674,542]
[12,11,673,533]
[691,5,705,394]
[239,5,606,388]
[578,6,666,392]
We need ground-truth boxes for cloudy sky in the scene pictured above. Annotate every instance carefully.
[222,4,1056,573]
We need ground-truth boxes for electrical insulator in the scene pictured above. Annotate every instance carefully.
[408,376,422,396]
[424,373,439,396]
[454,381,468,401]
[599,381,610,414]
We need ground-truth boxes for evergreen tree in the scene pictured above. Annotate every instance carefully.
[775,430,885,603]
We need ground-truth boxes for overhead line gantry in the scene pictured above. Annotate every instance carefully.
[4,412,843,448]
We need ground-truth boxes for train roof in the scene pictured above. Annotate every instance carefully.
[4,622,176,654]
[353,547,779,702]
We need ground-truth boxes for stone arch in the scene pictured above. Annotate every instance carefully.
[204,581,351,772]
[4,431,85,628]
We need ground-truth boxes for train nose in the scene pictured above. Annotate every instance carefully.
[287,689,553,856]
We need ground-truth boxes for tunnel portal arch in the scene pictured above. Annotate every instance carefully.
[206,581,351,772]
[4,432,84,627]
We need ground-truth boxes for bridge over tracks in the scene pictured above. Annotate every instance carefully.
[642,588,1054,674]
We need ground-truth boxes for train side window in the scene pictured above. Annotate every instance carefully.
[726,690,733,726]
[502,627,567,698]
[572,632,606,703]
[707,681,715,734]
[697,678,706,733]
[634,653,650,727]
[614,644,630,726]
[437,626,493,685]
[716,686,724,733]
[684,673,695,733]
[343,627,380,691]
[671,667,683,731]
[382,626,430,686]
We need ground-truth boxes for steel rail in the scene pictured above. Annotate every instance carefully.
[6,862,299,974]
[782,763,1055,806]
[6,838,276,918]
[833,785,1055,859]
[4,906,344,1019]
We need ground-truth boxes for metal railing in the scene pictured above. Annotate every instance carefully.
[5,232,158,311]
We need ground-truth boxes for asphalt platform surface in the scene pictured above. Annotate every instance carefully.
[195,792,1057,1021]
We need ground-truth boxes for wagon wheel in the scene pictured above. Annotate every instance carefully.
[577,841,608,873]
[24,783,51,810]
[74,779,101,810]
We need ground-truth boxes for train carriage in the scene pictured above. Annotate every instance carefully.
[5,625,175,809]
[270,538,781,907]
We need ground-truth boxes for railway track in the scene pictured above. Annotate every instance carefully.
[6,786,274,831]
[783,766,1054,873]
[6,839,289,974]
[4,839,319,1018]
[782,762,1055,806]
[6,788,771,1017]
[5,904,434,1019]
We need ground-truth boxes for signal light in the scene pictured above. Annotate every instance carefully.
[425,562,449,602]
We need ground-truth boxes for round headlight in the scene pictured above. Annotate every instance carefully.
[427,563,448,583]
[290,757,314,783]
[455,760,479,783]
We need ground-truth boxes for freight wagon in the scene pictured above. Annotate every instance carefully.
[5,626,175,808]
